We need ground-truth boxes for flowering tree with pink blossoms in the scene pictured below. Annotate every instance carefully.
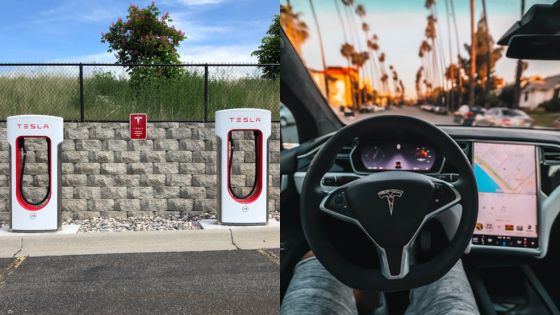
[102,2,186,83]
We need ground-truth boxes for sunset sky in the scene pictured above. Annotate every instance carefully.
[282,0,560,99]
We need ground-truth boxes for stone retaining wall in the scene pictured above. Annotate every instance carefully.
[0,122,280,221]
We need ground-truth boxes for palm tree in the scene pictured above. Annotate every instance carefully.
[334,0,349,43]
[342,0,358,49]
[308,0,330,98]
[341,43,356,108]
[378,52,389,94]
[354,5,378,94]
[419,40,433,89]
[280,4,309,56]
[368,35,384,94]
[416,67,424,100]
[425,14,440,88]
[351,51,370,108]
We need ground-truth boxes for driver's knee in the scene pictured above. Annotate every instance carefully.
[406,259,479,315]
[281,256,357,315]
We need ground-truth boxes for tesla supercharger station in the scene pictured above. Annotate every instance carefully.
[7,115,63,232]
[216,109,271,225]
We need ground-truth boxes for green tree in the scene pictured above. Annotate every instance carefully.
[101,3,186,83]
[252,15,280,80]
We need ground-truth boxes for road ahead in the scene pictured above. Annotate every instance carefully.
[339,105,457,125]
[0,250,279,314]
[282,106,457,145]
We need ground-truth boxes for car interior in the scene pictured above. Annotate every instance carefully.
[280,1,560,314]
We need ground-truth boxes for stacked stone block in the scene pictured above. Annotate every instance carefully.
[0,122,280,222]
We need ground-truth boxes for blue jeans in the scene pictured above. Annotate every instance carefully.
[281,257,479,315]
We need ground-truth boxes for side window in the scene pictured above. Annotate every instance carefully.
[280,103,299,150]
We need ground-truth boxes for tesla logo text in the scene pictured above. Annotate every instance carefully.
[134,116,143,124]
[17,123,49,129]
[229,117,261,123]
[377,189,404,215]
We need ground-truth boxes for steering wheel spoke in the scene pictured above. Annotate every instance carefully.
[377,245,411,279]
[319,187,358,223]
[425,177,461,219]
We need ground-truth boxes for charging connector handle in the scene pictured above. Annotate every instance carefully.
[18,139,51,206]
[229,131,259,199]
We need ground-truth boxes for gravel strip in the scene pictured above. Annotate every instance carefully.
[66,216,202,233]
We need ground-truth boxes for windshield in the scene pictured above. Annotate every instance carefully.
[280,0,560,129]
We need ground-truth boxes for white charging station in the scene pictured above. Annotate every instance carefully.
[216,109,271,225]
[7,115,63,232]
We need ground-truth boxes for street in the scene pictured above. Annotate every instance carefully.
[0,250,279,314]
[281,106,457,145]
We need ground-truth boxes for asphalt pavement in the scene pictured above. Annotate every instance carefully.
[0,250,279,314]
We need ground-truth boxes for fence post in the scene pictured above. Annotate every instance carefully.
[79,63,84,122]
[204,63,209,123]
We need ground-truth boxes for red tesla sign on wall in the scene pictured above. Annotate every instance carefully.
[130,113,147,140]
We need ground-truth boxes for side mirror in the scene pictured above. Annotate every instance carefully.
[506,35,560,60]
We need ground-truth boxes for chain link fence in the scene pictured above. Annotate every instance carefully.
[0,63,279,122]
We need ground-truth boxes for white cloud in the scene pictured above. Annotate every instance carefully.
[179,44,257,63]
[50,52,116,63]
[171,15,231,42]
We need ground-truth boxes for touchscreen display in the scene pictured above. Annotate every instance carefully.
[471,142,538,249]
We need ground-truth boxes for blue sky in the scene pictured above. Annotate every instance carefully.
[0,0,278,63]
[283,0,560,98]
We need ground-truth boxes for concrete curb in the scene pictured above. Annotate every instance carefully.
[0,227,279,258]
[232,227,279,250]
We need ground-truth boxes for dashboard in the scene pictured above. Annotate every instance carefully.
[290,126,560,258]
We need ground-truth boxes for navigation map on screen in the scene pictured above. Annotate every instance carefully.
[472,142,538,248]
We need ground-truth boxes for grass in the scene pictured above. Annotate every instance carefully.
[0,70,279,121]
[527,111,560,128]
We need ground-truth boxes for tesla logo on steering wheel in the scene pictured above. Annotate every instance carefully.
[377,189,404,216]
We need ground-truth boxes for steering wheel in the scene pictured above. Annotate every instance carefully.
[300,115,478,291]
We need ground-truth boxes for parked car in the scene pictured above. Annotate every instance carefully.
[552,116,560,128]
[343,107,355,117]
[474,107,534,128]
[432,105,448,115]
[453,105,470,122]
[419,104,434,112]
[372,105,385,113]
[358,104,378,113]
[459,106,486,126]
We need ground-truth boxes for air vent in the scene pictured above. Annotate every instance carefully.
[541,146,560,164]
[338,145,354,157]
[456,141,471,157]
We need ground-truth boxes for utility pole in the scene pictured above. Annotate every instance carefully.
[468,0,476,107]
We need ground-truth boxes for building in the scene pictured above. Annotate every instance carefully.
[519,74,560,110]
[309,67,359,108]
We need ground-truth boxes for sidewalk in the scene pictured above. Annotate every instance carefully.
[0,226,279,258]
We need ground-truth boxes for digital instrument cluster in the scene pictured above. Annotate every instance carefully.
[351,141,437,172]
